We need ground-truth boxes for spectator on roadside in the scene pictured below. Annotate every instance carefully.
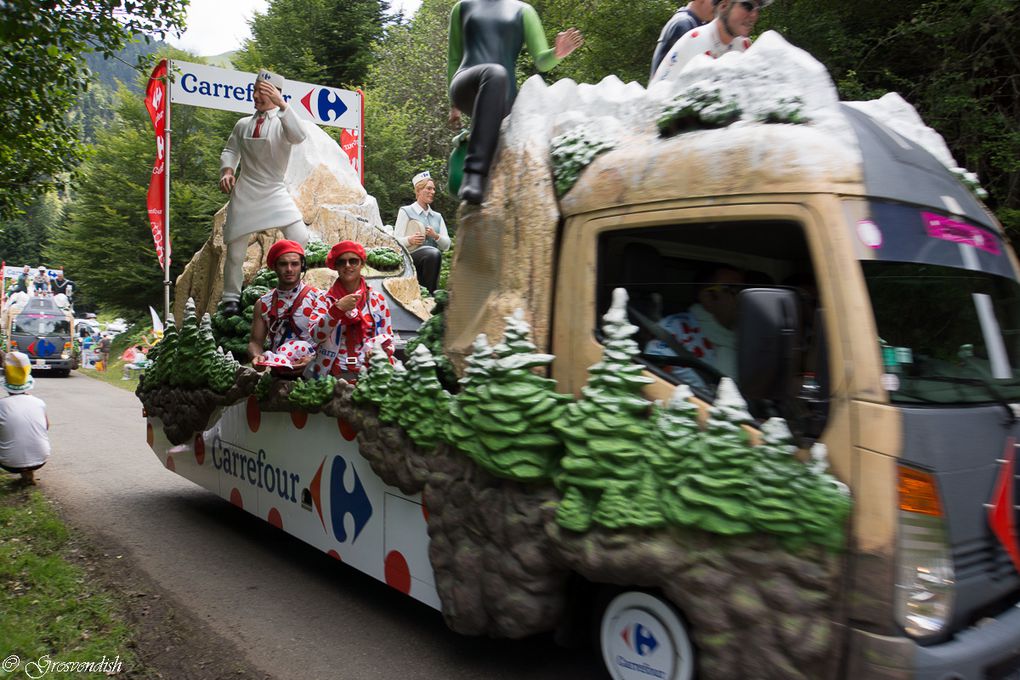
[649,0,714,81]
[0,352,51,486]
[120,345,151,381]
[96,333,112,371]
[394,171,451,294]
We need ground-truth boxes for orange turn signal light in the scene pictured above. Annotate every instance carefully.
[898,465,943,517]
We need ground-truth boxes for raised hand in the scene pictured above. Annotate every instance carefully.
[554,28,583,59]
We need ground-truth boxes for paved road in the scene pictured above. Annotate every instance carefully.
[30,373,604,680]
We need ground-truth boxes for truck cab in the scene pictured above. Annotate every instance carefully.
[546,110,1020,679]
[6,296,75,377]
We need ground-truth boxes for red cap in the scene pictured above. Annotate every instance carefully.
[326,240,367,269]
[266,240,305,268]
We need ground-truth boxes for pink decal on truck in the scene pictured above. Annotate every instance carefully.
[923,212,999,254]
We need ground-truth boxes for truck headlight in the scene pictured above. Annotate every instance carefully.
[895,466,955,639]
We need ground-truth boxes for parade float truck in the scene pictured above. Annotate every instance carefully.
[1,273,76,376]
[139,34,1020,680]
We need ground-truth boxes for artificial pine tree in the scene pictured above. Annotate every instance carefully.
[145,313,178,388]
[664,377,757,535]
[209,347,240,394]
[352,346,397,407]
[170,299,201,388]
[377,361,407,425]
[553,288,657,530]
[647,384,703,481]
[447,312,571,481]
[390,344,450,448]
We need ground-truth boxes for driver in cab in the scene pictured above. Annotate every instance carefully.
[645,264,745,390]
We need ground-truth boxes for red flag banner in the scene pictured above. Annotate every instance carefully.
[145,60,170,268]
[340,128,361,183]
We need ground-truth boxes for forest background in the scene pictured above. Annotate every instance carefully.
[1,0,1017,316]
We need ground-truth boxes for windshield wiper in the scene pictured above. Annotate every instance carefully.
[910,374,1017,422]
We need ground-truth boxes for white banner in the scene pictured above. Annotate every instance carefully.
[171,60,361,131]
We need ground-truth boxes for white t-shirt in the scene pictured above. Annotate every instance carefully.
[0,394,50,469]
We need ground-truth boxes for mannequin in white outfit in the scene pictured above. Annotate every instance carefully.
[219,70,308,316]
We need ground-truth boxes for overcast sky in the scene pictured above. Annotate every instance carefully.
[166,0,422,56]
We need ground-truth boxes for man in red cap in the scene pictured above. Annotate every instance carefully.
[248,240,324,372]
[307,240,395,377]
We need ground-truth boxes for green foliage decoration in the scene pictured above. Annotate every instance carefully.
[754,96,811,125]
[304,241,329,269]
[404,290,455,389]
[377,363,408,425]
[660,378,758,536]
[366,247,402,271]
[352,346,397,407]
[254,371,273,401]
[250,268,279,289]
[553,289,660,529]
[658,84,742,137]
[748,419,852,551]
[288,376,338,410]
[447,311,571,481]
[387,345,451,449]
[551,126,616,197]
[140,315,178,390]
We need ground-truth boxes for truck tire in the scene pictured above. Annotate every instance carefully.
[599,591,695,680]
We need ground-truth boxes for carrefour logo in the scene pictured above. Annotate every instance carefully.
[299,87,348,124]
[622,623,659,657]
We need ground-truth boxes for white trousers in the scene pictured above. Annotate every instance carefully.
[221,221,309,301]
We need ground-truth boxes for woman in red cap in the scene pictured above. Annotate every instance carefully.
[248,239,324,374]
[307,240,395,377]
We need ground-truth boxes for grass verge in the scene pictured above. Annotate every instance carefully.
[0,481,138,677]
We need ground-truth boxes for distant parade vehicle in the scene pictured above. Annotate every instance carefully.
[138,35,1020,680]
[1,274,77,376]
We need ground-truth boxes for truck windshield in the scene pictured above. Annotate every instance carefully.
[13,317,70,336]
[863,261,1020,404]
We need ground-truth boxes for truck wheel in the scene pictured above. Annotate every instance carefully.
[599,591,695,680]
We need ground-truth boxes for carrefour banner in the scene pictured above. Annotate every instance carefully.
[171,60,361,131]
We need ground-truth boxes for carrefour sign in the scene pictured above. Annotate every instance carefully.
[170,60,360,130]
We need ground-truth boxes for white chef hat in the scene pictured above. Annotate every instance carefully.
[256,69,285,92]
[411,171,432,190]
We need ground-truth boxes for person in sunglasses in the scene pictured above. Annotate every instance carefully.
[650,0,770,84]
[645,264,746,389]
[248,240,324,375]
[649,0,714,82]
[307,241,395,378]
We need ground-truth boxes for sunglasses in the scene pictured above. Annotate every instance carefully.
[737,0,761,10]
[704,284,743,296]
[336,257,362,267]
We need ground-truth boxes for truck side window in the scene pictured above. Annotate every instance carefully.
[596,220,819,403]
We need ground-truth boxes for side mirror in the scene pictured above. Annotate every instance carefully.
[737,288,801,402]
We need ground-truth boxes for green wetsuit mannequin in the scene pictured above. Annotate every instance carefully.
[448,0,580,203]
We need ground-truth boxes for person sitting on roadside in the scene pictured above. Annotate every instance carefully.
[248,240,324,376]
[394,171,451,294]
[307,241,395,378]
[120,345,151,381]
[0,352,51,486]
[651,0,769,83]
[646,264,746,390]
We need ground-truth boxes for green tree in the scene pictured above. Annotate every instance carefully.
[45,61,236,317]
[0,0,186,217]
[233,0,390,88]
[529,0,674,86]
[0,192,64,267]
